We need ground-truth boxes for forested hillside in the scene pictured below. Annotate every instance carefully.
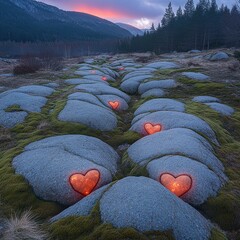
[0,0,131,42]
[119,0,240,53]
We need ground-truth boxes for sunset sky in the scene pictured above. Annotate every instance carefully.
[40,0,237,29]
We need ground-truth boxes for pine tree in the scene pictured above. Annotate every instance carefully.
[161,2,175,27]
[150,23,155,31]
[197,0,210,13]
[210,0,218,12]
[184,0,195,17]
[176,7,183,18]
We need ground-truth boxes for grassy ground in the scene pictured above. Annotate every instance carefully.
[0,50,239,239]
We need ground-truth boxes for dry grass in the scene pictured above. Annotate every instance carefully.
[2,211,48,240]
[37,121,51,131]
[0,128,12,143]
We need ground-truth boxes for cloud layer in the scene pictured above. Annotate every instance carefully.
[41,0,237,28]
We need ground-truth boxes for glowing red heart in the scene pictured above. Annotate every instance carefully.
[101,76,107,81]
[160,173,192,197]
[69,169,100,196]
[108,101,120,110]
[144,123,162,135]
[119,67,125,71]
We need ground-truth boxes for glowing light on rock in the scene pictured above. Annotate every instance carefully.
[69,169,100,196]
[108,101,120,110]
[160,173,192,197]
[144,123,162,135]
[119,67,125,71]
[102,76,107,81]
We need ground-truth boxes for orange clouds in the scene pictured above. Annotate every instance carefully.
[74,5,131,19]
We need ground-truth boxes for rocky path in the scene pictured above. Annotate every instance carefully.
[0,54,239,239]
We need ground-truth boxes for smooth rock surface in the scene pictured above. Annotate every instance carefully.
[146,61,180,69]
[0,92,47,112]
[97,94,129,110]
[138,79,177,94]
[189,50,201,53]
[58,100,117,131]
[13,135,119,205]
[209,52,229,61]
[0,110,28,128]
[131,111,218,144]
[12,85,54,97]
[127,128,226,180]
[83,74,115,82]
[134,99,185,116]
[182,72,210,81]
[205,102,235,116]
[51,184,110,221]
[44,83,59,88]
[100,177,212,240]
[65,78,109,85]
[75,83,130,102]
[192,96,221,103]
[68,92,106,108]
[147,155,223,205]
[141,88,165,98]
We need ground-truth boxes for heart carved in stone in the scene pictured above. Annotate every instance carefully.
[144,123,162,135]
[69,169,100,196]
[160,173,192,197]
[108,101,120,110]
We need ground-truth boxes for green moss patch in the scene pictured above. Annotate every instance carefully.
[210,228,228,240]
[186,101,240,231]
[49,203,174,240]
[4,105,23,112]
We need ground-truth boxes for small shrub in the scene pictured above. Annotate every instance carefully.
[2,211,48,240]
[41,56,63,71]
[228,61,240,71]
[234,50,240,61]
[13,57,42,75]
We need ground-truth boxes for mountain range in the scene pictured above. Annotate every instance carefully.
[0,0,133,42]
[116,23,144,36]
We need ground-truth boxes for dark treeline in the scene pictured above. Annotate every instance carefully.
[119,0,240,53]
[0,40,118,58]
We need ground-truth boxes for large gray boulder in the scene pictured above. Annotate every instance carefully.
[0,110,28,128]
[75,83,130,102]
[100,177,212,239]
[13,135,119,205]
[51,176,212,240]
[209,52,229,61]
[127,128,226,181]
[130,111,218,144]
[141,88,165,98]
[65,78,109,85]
[0,90,48,128]
[120,75,153,94]
[182,72,210,81]
[134,99,185,116]
[147,155,223,205]
[192,96,221,103]
[58,100,117,131]
[0,92,47,112]
[97,95,129,111]
[68,92,106,108]
[83,74,115,82]
[146,61,180,69]
[122,70,155,81]
[11,85,54,97]
[138,79,177,94]
[205,102,234,116]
